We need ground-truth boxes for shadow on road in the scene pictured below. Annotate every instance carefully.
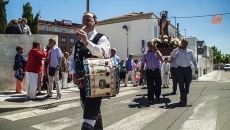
[128,94,171,109]
[159,103,193,109]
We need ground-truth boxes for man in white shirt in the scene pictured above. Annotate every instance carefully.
[170,39,198,105]
[19,18,32,35]
[46,38,63,99]
[69,12,110,130]
[110,48,120,66]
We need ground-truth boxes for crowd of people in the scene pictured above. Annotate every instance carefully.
[11,12,198,130]
[13,38,71,100]
[5,18,32,35]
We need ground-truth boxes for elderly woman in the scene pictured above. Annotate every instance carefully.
[13,45,27,93]
[24,41,47,100]
[60,52,70,89]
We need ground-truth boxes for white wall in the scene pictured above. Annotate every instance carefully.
[96,17,177,61]
[96,19,153,60]
[0,34,58,91]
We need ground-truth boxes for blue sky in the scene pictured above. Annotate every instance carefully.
[6,0,230,54]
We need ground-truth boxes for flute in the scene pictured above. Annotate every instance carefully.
[80,25,87,31]
[76,25,87,35]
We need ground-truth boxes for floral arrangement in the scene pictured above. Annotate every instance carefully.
[152,35,181,48]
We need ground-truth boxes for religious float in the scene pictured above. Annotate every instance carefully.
[152,11,181,56]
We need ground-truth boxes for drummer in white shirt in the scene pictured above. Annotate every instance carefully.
[69,12,110,130]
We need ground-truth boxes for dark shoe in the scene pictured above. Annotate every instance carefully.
[133,84,138,87]
[124,84,127,87]
[166,86,169,88]
[156,98,160,103]
[44,95,52,98]
[81,122,94,130]
[178,100,185,104]
[162,85,166,88]
[36,92,43,96]
[171,92,176,95]
[94,113,103,130]
[148,100,154,104]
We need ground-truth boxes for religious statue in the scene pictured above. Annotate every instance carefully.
[158,11,170,38]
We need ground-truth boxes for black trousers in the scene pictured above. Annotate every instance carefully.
[178,66,192,102]
[146,69,162,101]
[170,67,179,93]
[80,88,102,120]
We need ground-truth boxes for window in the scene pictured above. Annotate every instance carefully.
[42,25,48,31]
[70,29,75,34]
[52,26,57,32]
[61,28,66,33]
[61,37,66,43]
[70,38,75,43]
[61,47,66,52]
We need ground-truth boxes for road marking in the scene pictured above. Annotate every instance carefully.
[104,107,167,130]
[0,89,139,121]
[116,90,139,97]
[217,71,221,81]
[0,102,81,121]
[31,116,78,130]
[180,95,218,130]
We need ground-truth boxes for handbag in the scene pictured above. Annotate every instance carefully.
[49,67,56,76]
[14,69,25,81]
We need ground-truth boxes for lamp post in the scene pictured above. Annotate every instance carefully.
[123,25,128,57]
[184,29,186,37]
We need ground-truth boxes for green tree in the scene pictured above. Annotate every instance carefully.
[32,12,39,34]
[22,2,33,33]
[0,0,9,34]
[223,54,230,63]
[211,46,224,64]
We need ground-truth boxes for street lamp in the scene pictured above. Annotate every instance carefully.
[184,29,186,37]
[123,25,128,57]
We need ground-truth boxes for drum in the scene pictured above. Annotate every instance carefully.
[83,58,120,98]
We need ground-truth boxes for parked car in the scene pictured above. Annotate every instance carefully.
[224,64,230,71]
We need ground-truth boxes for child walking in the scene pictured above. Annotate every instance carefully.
[162,57,170,88]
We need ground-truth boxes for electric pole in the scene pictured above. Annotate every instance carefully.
[86,0,89,11]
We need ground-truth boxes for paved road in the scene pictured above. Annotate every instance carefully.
[0,71,230,130]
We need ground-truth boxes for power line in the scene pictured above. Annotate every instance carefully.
[168,12,230,19]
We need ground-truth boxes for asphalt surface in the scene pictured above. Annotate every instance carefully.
[0,70,230,130]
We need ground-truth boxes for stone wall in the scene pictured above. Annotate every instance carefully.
[0,34,58,92]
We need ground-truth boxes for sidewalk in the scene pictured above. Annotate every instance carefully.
[0,82,80,110]
[196,70,221,82]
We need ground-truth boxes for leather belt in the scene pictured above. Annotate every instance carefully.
[146,68,159,71]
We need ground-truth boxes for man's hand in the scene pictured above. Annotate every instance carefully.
[76,30,88,46]
[72,73,81,85]
[195,70,198,74]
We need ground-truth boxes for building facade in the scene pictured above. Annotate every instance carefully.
[38,19,82,53]
[96,12,177,60]
[185,37,213,78]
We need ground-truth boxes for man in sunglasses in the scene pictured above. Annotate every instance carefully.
[140,41,163,104]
